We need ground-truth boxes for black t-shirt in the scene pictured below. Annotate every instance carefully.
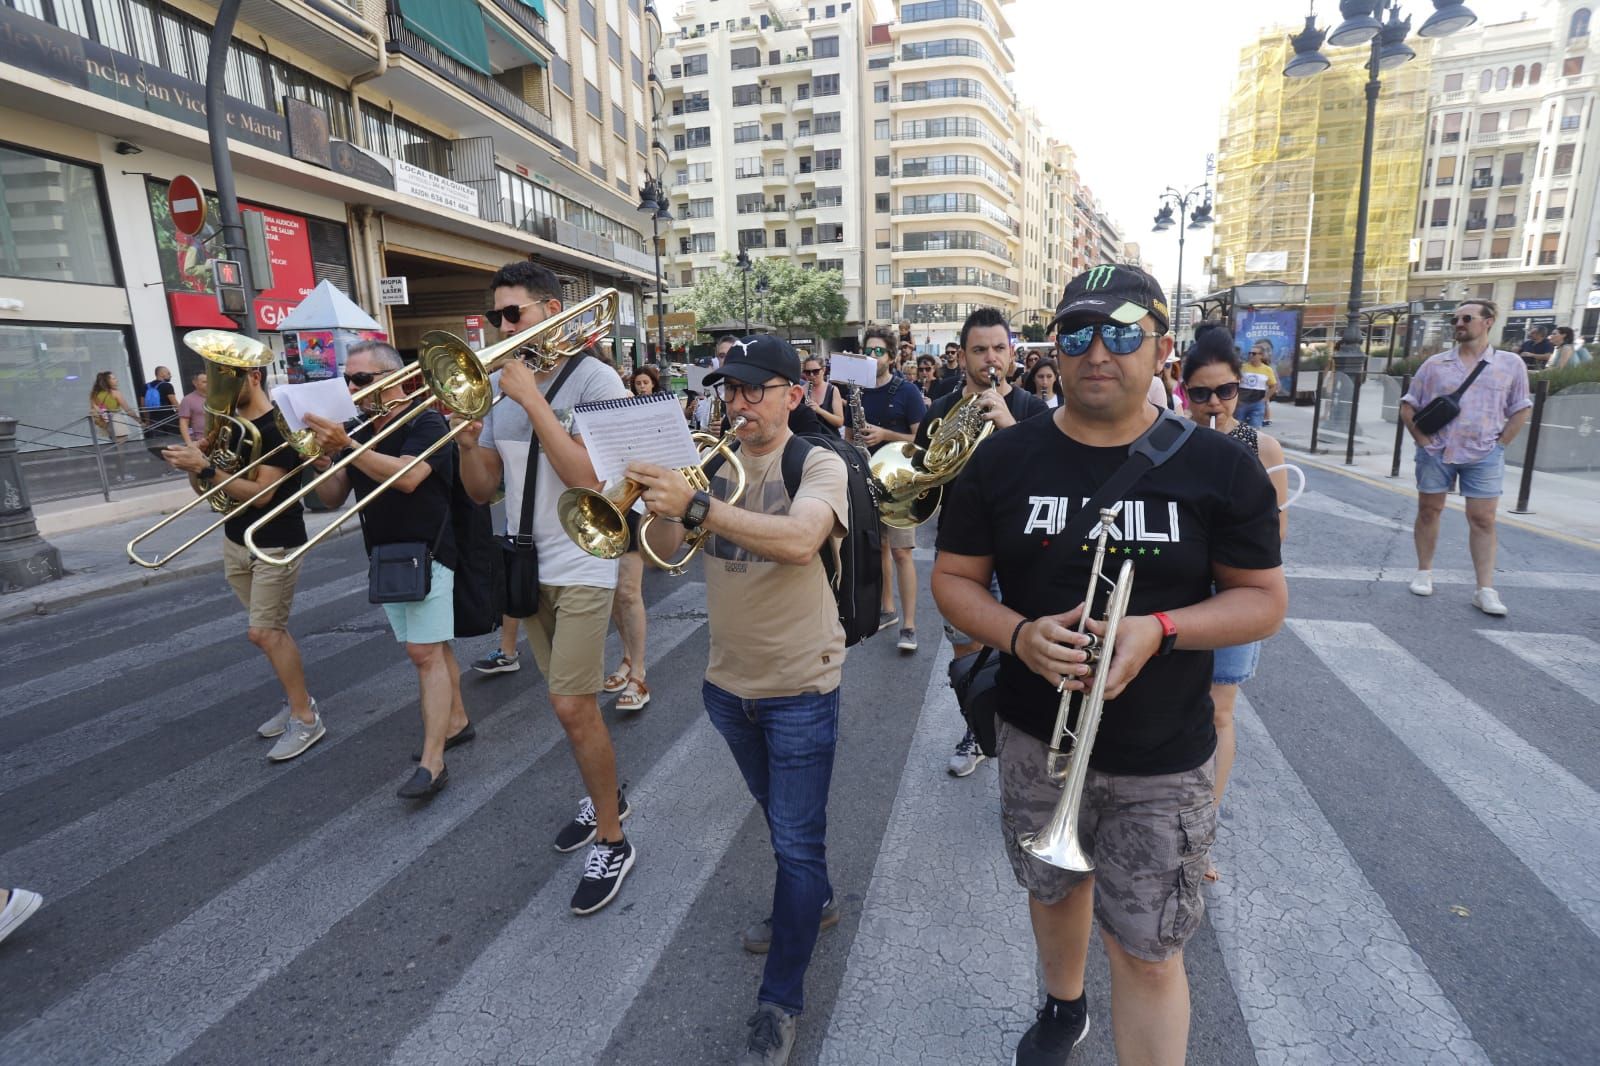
[223,409,307,549]
[1519,337,1554,355]
[929,371,963,400]
[860,376,928,434]
[348,408,457,569]
[935,412,1281,776]
[913,384,1051,453]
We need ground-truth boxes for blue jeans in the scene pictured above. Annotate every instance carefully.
[703,680,839,1015]
[1235,399,1266,428]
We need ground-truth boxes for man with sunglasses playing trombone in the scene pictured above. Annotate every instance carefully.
[455,260,638,916]
[934,264,1287,1066]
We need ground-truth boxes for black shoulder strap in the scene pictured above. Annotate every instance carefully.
[1450,356,1491,400]
[1058,410,1195,545]
[514,353,586,545]
[780,433,815,500]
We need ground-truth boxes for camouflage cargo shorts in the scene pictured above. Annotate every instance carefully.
[996,718,1217,963]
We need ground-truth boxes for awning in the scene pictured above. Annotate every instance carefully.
[514,0,546,19]
[397,0,491,76]
[484,11,548,67]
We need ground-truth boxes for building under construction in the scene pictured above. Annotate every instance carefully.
[1211,28,1433,338]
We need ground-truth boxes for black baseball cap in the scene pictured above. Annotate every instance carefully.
[702,334,802,387]
[1049,264,1171,335]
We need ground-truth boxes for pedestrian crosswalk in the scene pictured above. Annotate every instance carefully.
[2,553,1599,1064]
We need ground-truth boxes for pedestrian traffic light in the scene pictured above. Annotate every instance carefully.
[213,259,247,317]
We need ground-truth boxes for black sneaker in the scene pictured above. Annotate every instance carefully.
[570,837,636,915]
[472,650,520,675]
[1014,997,1089,1065]
[554,790,632,853]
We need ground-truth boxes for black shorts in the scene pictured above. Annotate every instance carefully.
[624,507,641,555]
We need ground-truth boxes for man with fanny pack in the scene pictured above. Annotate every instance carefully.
[1400,299,1532,617]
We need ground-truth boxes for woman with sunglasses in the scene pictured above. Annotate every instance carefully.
[1182,323,1290,882]
[1022,357,1063,409]
[801,357,846,434]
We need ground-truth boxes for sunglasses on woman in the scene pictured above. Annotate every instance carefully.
[1056,322,1154,357]
[1186,382,1239,403]
[485,301,538,328]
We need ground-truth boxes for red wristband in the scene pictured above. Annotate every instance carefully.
[1152,611,1178,656]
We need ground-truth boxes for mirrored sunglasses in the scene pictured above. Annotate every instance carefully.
[1056,322,1154,357]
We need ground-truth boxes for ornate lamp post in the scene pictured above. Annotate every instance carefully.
[636,176,673,366]
[736,247,753,334]
[1151,184,1214,345]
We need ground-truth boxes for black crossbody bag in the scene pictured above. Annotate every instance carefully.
[949,411,1196,757]
[368,508,450,604]
[1412,357,1489,436]
[501,354,586,618]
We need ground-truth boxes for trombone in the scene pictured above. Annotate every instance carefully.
[243,289,618,567]
[557,417,748,576]
[1018,505,1136,872]
[126,331,435,568]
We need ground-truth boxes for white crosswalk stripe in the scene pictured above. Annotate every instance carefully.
[1477,630,1600,706]
[1210,695,1491,1065]
[1289,619,1600,942]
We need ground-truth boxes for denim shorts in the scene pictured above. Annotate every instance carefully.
[1212,640,1260,686]
[1235,399,1266,428]
[382,562,455,645]
[1415,444,1505,499]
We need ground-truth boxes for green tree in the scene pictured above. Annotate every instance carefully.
[1020,321,1047,343]
[677,255,848,345]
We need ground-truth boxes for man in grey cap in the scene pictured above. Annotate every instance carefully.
[933,264,1288,1066]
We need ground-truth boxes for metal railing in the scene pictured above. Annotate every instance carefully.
[15,411,191,505]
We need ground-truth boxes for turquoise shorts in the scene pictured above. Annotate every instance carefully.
[383,562,456,645]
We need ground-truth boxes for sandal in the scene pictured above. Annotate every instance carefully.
[602,658,632,694]
[616,679,651,711]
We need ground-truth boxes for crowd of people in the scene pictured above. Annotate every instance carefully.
[8,255,1542,1066]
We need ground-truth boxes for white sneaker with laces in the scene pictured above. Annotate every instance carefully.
[267,704,325,761]
[0,888,44,946]
[1473,587,1508,616]
[1409,570,1434,597]
[948,731,987,778]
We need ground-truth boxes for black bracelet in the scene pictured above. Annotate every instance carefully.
[1009,617,1029,658]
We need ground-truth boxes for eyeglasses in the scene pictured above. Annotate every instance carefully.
[864,345,890,356]
[803,367,823,375]
[716,380,791,403]
[343,371,380,387]
[485,301,538,328]
[1056,322,1157,357]
[1186,382,1239,403]
[1452,314,1481,324]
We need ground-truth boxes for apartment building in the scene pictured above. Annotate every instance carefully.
[1211,25,1432,337]
[656,0,871,336]
[0,0,662,443]
[1410,3,1600,342]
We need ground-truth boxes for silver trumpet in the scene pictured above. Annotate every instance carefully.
[1019,505,1137,872]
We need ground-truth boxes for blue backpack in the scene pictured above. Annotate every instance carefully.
[143,381,164,411]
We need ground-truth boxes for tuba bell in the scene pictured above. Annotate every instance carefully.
[180,330,276,514]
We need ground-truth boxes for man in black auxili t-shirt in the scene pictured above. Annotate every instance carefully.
[306,341,472,800]
[161,362,322,762]
[933,264,1286,1066]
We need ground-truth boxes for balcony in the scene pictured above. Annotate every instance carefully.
[485,0,554,53]
[734,165,765,179]
[1435,176,1455,187]
[760,136,789,154]
[1501,173,1524,187]
[1471,174,1494,189]
[1539,250,1560,265]
[232,0,382,75]
[1494,213,1518,228]
[1561,116,1583,131]
[1424,258,1444,271]
[1547,207,1566,221]
[1458,257,1520,273]
[1429,218,1450,228]
[1465,217,1487,230]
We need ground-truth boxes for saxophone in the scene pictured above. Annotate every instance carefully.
[870,367,999,528]
[845,382,870,459]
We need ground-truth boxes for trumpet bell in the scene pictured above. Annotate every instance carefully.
[1019,822,1095,873]
[418,331,496,419]
[557,484,637,560]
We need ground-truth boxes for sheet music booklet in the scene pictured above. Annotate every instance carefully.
[573,392,702,485]
[273,378,360,433]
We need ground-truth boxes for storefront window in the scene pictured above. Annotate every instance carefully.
[0,145,117,285]
[1,323,138,452]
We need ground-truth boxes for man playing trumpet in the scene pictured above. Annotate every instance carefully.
[933,266,1286,1065]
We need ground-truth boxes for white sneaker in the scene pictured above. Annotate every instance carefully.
[1473,587,1508,617]
[267,705,325,761]
[0,888,44,946]
[257,702,292,738]
[1409,571,1434,597]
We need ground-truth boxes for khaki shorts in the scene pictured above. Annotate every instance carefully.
[882,521,917,551]
[520,583,615,696]
[996,718,1216,963]
[222,537,303,631]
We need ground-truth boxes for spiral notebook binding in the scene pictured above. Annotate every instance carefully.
[573,393,676,414]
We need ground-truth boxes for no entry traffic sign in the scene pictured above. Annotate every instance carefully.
[168,175,206,237]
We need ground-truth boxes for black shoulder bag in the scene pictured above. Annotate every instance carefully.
[368,509,450,604]
[949,411,1197,757]
[1412,357,1490,436]
[501,354,586,619]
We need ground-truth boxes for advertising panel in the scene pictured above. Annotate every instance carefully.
[1234,309,1302,399]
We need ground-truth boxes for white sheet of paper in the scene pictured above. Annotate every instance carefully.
[573,393,702,486]
[684,365,711,394]
[273,378,361,433]
[828,354,878,388]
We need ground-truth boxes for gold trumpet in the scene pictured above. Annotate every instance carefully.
[1019,505,1136,872]
[125,332,432,568]
[243,289,619,567]
[557,416,748,575]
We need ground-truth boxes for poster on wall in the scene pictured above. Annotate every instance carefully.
[1234,309,1302,399]
[281,329,387,383]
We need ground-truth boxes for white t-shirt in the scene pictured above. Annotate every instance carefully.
[478,356,629,589]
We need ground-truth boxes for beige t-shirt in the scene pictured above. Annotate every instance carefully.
[702,440,849,699]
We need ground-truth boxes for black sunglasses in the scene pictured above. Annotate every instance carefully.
[803,367,824,375]
[1452,314,1481,324]
[1187,382,1239,403]
[1056,322,1156,357]
[485,301,537,328]
[343,371,380,388]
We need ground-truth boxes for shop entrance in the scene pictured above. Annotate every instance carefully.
[381,251,499,362]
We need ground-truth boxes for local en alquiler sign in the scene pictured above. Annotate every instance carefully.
[379,276,409,305]
[393,159,479,217]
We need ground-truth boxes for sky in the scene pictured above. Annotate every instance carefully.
[660,0,1541,298]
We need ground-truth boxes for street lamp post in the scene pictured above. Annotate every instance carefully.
[1285,0,1476,381]
[736,247,753,334]
[636,176,673,367]
[1152,183,1214,345]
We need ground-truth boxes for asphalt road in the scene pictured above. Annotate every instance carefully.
[1,463,1598,1065]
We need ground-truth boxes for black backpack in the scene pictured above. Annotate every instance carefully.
[449,468,505,638]
[777,433,883,648]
